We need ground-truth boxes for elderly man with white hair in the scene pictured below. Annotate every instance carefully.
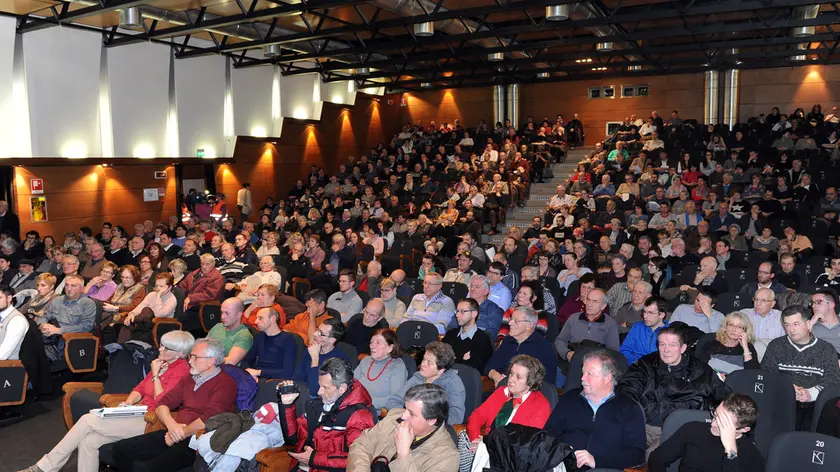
[237,256,282,305]
[742,288,784,348]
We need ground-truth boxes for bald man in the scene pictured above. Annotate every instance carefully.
[389,269,413,301]
[206,297,253,365]
[344,298,389,355]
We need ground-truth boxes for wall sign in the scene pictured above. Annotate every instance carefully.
[143,188,160,202]
[30,179,44,195]
[154,171,167,180]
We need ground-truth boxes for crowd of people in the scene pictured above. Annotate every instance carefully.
[6,105,840,471]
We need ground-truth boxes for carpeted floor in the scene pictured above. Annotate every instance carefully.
[0,394,77,472]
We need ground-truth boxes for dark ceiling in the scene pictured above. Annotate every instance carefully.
[2,0,839,91]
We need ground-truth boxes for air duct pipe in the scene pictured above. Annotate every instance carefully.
[506,83,520,129]
[792,5,820,37]
[723,69,740,127]
[493,85,505,126]
[704,70,719,125]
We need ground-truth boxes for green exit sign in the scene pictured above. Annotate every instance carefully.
[197,148,205,158]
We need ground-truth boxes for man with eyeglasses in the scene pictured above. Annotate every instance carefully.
[300,318,349,394]
[442,298,494,373]
[485,306,557,386]
[457,275,503,339]
[809,288,840,354]
[739,261,787,297]
[614,281,653,333]
[327,269,363,323]
[555,288,620,366]
[761,304,840,430]
[620,296,670,365]
[486,261,512,312]
[111,337,236,471]
[402,273,456,335]
[206,297,253,366]
[605,266,643,315]
[741,288,784,344]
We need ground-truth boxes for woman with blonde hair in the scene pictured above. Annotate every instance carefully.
[167,258,188,286]
[19,272,58,319]
[697,311,760,373]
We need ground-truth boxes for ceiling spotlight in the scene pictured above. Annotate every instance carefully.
[354,67,370,75]
[421,82,432,88]
[488,52,504,62]
[537,72,550,79]
[263,44,281,57]
[591,66,608,71]
[596,42,615,52]
[546,5,569,21]
[575,58,593,63]
[414,21,434,36]
[627,65,642,71]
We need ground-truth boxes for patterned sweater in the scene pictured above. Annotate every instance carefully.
[760,335,840,400]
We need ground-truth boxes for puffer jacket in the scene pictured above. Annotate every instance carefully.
[280,379,375,472]
[616,352,726,427]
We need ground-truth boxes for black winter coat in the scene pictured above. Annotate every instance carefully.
[616,352,726,427]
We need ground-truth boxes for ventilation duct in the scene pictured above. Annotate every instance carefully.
[414,21,434,36]
[537,72,550,78]
[792,43,809,61]
[627,65,642,71]
[568,3,643,66]
[119,7,142,29]
[506,84,520,129]
[488,52,504,61]
[704,70,719,124]
[421,82,432,88]
[493,85,505,125]
[263,44,281,57]
[355,67,370,75]
[792,5,820,37]
[546,5,569,21]
[596,42,615,52]
[723,69,740,127]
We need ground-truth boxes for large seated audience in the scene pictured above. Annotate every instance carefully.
[9,105,840,471]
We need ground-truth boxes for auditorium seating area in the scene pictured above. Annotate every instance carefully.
[6,104,840,472]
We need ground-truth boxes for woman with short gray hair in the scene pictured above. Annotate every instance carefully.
[19,331,195,472]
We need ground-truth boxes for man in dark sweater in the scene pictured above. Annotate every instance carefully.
[242,307,297,381]
[649,393,764,472]
[297,317,349,394]
[761,304,840,430]
[111,337,237,471]
[485,306,557,385]
[344,299,389,356]
[442,298,494,373]
[545,349,646,470]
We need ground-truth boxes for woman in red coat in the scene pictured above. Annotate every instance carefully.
[467,354,551,444]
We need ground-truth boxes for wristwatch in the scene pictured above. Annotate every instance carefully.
[725,450,738,460]
[152,375,160,382]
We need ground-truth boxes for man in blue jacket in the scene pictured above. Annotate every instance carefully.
[620,296,669,365]
[544,349,646,469]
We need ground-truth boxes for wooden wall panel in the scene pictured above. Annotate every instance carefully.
[399,88,493,130]
[397,74,704,144]
[220,94,401,208]
[15,163,178,238]
[740,65,840,120]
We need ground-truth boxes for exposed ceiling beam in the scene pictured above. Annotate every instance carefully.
[176,0,573,59]
[231,0,840,66]
[236,8,840,68]
[18,0,153,33]
[287,32,839,78]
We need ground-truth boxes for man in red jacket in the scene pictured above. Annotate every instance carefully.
[111,337,237,472]
[178,253,224,331]
[277,357,374,471]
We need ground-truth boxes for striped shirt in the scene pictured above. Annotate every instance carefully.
[402,291,456,334]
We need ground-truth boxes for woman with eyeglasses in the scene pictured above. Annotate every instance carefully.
[102,265,148,343]
[82,261,119,302]
[136,254,157,287]
[697,311,760,375]
[354,328,407,409]
[19,331,194,472]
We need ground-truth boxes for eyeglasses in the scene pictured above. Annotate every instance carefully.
[726,323,746,330]
[315,330,332,338]
[810,299,830,306]
[488,270,502,276]
[456,309,477,314]
[509,318,532,325]
[189,354,213,361]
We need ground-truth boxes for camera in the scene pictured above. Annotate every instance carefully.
[276,383,300,398]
